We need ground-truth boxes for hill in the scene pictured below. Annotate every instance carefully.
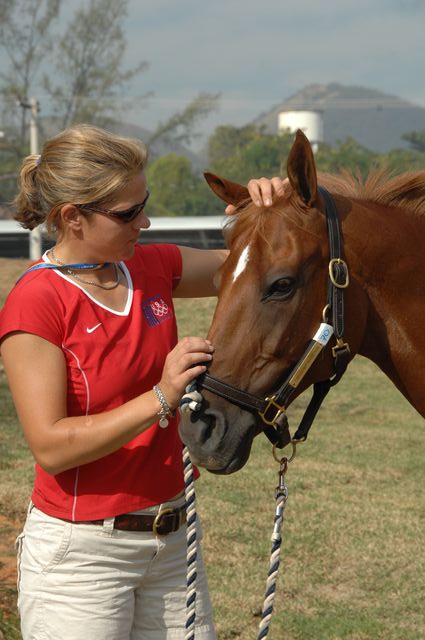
[253,83,425,152]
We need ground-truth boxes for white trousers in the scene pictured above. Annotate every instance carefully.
[16,499,216,640]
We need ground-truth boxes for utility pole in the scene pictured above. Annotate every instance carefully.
[18,97,42,260]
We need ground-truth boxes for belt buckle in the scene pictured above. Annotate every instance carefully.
[153,507,176,536]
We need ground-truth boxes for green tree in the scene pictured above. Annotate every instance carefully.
[377,148,425,173]
[149,92,220,148]
[208,124,261,167]
[43,0,147,128]
[0,0,222,206]
[146,154,223,216]
[208,125,292,183]
[315,138,378,178]
[315,137,425,177]
[402,130,425,153]
[0,0,60,146]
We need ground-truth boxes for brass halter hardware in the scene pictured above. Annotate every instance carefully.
[272,441,297,464]
[322,304,330,322]
[258,396,286,427]
[332,338,351,359]
[328,258,349,288]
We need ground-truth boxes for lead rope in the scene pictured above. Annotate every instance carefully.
[257,453,290,639]
[182,435,293,640]
[183,444,197,640]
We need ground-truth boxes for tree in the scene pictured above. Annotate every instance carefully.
[208,125,292,184]
[0,0,221,203]
[402,131,425,153]
[43,0,147,128]
[148,92,220,148]
[146,154,223,216]
[315,138,378,178]
[376,148,425,174]
[208,124,261,167]
[0,0,60,146]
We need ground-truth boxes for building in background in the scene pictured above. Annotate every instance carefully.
[255,83,425,152]
[278,109,324,153]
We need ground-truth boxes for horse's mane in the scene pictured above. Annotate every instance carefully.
[224,167,425,245]
[319,168,425,215]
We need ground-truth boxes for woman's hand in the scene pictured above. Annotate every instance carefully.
[158,336,214,409]
[225,177,289,214]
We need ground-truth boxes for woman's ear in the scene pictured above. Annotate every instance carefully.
[60,204,84,230]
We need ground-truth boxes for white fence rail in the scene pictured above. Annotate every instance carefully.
[0,216,226,258]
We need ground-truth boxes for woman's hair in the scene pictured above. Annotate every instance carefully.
[14,124,149,233]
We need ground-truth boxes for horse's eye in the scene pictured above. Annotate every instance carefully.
[263,277,296,301]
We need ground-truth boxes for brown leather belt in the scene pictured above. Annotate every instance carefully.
[70,505,187,535]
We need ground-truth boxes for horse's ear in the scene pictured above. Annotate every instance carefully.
[204,172,249,207]
[286,130,318,207]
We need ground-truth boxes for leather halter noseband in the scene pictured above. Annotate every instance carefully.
[195,187,351,449]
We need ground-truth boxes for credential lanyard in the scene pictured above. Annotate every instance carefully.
[17,261,111,283]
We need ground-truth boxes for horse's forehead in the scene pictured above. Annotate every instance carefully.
[232,244,250,283]
[230,208,308,257]
[225,208,326,287]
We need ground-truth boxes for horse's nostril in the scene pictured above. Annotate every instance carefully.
[197,413,215,444]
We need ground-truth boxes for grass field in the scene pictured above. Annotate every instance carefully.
[0,258,424,639]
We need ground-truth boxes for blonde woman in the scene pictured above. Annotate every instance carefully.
[0,124,284,640]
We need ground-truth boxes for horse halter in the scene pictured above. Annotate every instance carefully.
[186,187,351,449]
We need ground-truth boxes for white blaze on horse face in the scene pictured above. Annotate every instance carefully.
[232,244,250,282]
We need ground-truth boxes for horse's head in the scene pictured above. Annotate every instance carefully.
[179,130,366,474]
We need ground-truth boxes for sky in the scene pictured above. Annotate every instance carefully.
[4,0,425,149]
[122,0,425,146]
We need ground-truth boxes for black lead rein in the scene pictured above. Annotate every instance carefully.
[195,187,351,449]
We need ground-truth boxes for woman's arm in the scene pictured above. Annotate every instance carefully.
[173,246,228,298]
[173,176,287,298]
[1,331,213,475]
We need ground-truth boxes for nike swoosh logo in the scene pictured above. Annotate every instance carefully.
[86,323,102,334]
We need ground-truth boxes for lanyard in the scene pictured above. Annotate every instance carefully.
[17,261,111,282]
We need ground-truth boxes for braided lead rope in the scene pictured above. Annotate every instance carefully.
[183,444,198,640]
[180,383,203,414]
[181,384,291,640]
[257,460,289,640]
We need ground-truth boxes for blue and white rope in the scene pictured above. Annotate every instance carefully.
[181,382,289,640]
[183,444,198,640]
[180,382,203,414]
[257,478,288,640]
[181,383,203,639]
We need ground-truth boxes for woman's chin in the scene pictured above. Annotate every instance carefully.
[119,243,137,261]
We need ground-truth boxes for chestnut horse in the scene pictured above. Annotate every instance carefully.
[179,129,425,473]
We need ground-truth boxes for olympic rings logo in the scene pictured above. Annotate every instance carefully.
[151,300,169,317]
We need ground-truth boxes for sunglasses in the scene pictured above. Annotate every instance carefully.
[77,190,150,223]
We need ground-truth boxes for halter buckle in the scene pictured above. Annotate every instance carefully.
[332,338,350,358]
[259,396,286,426]
[328,258,349,288]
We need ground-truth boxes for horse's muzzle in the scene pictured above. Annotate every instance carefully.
[178,406,256,474]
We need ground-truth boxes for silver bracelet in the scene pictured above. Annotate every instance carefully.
[153,384,175,428]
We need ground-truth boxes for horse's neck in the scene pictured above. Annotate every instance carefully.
[347,202,425,416]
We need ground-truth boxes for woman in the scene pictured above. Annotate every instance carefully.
[0,124,284,640]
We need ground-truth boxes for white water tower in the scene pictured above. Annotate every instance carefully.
[278,110,324,153]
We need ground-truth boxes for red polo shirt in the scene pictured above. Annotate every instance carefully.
[0,244,191,520]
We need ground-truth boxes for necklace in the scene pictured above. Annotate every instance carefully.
[49,247,120,290]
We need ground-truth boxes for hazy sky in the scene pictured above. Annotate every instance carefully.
[122,0,425,142]
[4,0,425,147]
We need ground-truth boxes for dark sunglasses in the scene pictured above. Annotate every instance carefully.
[77,190,150,223]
